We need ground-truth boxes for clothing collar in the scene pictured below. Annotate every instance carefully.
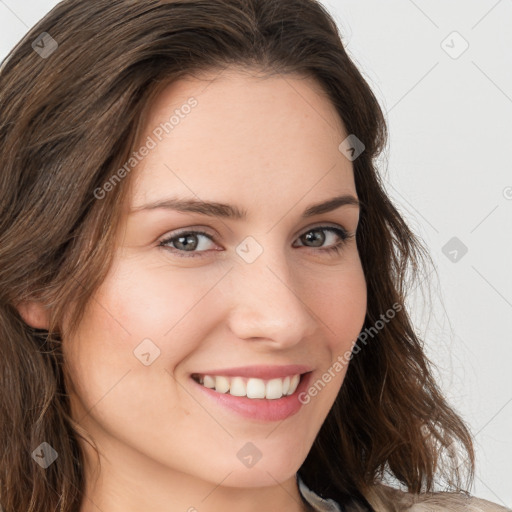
[296,473,343,512]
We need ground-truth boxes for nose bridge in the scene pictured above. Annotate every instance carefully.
[225,240,317,345]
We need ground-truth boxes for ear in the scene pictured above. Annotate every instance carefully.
[17,301,50,330]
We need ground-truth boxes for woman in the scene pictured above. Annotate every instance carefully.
[0,1,508,511]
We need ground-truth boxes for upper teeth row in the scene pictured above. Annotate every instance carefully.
[195,374,301,399]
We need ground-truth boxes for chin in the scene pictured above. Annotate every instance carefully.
[214,459,300,488]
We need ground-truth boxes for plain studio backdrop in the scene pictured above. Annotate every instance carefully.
[0,0,511,507]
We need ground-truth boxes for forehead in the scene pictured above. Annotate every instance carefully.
[128,68,356,212]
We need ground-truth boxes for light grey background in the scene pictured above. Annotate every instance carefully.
[1,0,511,506]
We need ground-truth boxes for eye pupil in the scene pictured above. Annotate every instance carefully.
[175,234,198,251]
[303,230,325,247]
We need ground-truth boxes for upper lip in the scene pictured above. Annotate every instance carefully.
[191,365,313,380]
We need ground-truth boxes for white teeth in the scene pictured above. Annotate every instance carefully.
[203,375,216,388]
[215,376,230,393]
[229,377,246,396]
[265,378,283,399]
[247,378,266,399]
[282,376,290,395]
[289,374,300,393]
[194,373,302,399]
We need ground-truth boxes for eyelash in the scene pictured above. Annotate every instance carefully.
[158,225,353,259]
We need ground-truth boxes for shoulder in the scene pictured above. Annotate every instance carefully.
[365,483,512,512]
[405,496,511,512]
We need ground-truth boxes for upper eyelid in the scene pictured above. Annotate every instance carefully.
[161,222,349,237]
[159,223,351,247]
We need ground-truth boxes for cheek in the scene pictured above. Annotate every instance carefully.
[61,261,217,447]
[303,259,367,398]
[309,260,367,350]
[62,255,226,394]
[85,256,224,346]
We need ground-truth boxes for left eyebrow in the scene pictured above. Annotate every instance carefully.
[302,195,360,217]
[129,194,360,219]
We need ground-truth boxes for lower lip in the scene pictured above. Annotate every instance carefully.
[191,372,312,422]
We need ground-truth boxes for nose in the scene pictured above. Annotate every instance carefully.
[224,248,317,348]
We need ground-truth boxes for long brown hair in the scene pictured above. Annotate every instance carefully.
[0,1,474,510]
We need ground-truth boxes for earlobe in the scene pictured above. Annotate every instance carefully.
[17,301,50,330]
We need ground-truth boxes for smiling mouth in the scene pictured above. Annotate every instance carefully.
[191,372,306,400]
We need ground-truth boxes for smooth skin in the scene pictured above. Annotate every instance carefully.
[20,67,367,512]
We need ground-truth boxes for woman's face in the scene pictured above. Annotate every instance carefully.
[63,68,367,504]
